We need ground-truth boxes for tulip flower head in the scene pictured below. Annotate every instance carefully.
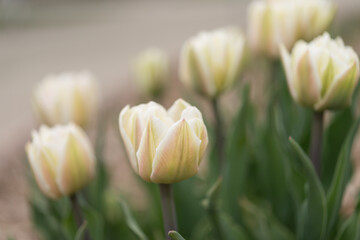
[133,48,169,98]
[248,0,335,57]
[119,99,208,184]
[26,123,96,199]
[179,27,246,98]
[33,71,98,128]
[281,33,360,111]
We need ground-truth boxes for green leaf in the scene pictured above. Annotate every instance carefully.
[75,221,88,240]
[173,177,206,238]
[335,200,360,240]
[77,194,104,240]
[289,137,327,240]
[326,117,360,235]
[322,109,353,189]
[222,84,255,221]
[201,177,222,210]
[239,198,295,240]
[219,212,251,240]
[119,199,148,240]
[168,231,186,240]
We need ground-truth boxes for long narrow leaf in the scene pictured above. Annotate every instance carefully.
[169,231,186,240]
[119,199,148,240]
[326,117,360,234]
[289,137,327,240]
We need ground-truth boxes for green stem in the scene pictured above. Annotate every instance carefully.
[159,184,178,240]
[70,194,91,240]
[310,111,324,176]
[211,98,225,173]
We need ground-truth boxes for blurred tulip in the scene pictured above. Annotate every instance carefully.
[33,71,98,128]
[281,33,359,111]
[179,27,246,98]
[26,123,96,199]
[133,48,169,98]
[119,99,208,183]
[248,0,335,57]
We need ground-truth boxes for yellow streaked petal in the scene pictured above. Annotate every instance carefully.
[150,119,201,183]
[57,133,95,196]
[168,99,191,121]
[26,144,61,199]
[136,117,168,182]
[315,62,358,110]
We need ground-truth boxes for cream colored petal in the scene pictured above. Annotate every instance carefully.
[119,106,138,172]
[192,42,217,97]
[168,99,191,121]
[280,44,297,101]
[294,49,321,107]
[150,119,201,184]
[57,133,95,196]
[26,144,61,199]
[72,88,88,127]
[315,62,358,110]
[188,118,208,162]
[136,117,168,182]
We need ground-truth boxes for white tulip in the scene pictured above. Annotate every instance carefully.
[179,27,246,98]
[133,48,169,98]
[26,123,96,199]
[119,99,208,183]
[281,33,359,111]
[33,71,98,128]
[248,0,335,57]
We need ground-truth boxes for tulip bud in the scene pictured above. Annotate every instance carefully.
[33,71,98,128]
[247,0,335,57]
[133,48,169,98]
[119,99,208,184]
[179,27,246,98]
[26,123,96,199]
[281,33,360,111]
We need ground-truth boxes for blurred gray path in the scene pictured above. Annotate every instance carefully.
[0,0,359,238]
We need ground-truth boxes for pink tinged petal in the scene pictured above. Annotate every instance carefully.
[192,44,216,97]
[315,62,358,111]
[136,117,168,182]
[180,107,208,161]
[294,49,321,107]
[57,134,95,196]
[26,144,61,199]
[119,106,138,172]
[72,88,88,127]
[180,106,203,120]
[168,99,191,121]
[150,119,201,184]
[280,44,298,102]
[188,118,208,162]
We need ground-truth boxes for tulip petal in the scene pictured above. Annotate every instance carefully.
[150,119,201,183]
[294,49,321,107]
[280,44,298,101]
[57,133,95,196]
[315,61,358,110]
[26,144,61,199]
[136,117,168,182]
[192,41,217,97]
[119,106,139,171]
[168,99,191,121]
[188,118,208,162]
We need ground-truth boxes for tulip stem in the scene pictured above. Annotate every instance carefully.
[159,184,178,239]
[211,98,225,172]
[70,194,91,240]
[310,111,324,176]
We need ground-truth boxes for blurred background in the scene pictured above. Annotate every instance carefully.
[1,0,359,238]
